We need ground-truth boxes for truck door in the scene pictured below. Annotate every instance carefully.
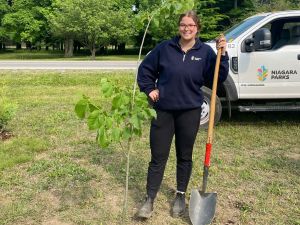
[238,18,300,99]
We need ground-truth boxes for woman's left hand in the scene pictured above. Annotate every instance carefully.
[216,35,227,55]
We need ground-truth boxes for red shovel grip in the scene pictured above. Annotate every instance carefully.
[204,143,212,167]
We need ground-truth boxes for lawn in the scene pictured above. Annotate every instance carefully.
[0,70,299,225]
[0,50,143,61]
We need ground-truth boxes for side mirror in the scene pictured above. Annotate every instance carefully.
[244,38,254,52]
[253,28,271,50]
[244,28,271,52]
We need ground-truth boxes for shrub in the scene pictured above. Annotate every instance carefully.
[0,98,16,132]
[0,83,16,132]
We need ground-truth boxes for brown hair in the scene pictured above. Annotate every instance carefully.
[178,10,201,32]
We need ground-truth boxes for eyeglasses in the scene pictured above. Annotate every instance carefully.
[179,24,197,29]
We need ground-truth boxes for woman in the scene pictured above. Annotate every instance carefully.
[137,10,229,218]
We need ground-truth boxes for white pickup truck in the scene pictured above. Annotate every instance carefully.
[201,10,300,126]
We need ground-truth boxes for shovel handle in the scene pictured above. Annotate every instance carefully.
[204,47,222,168]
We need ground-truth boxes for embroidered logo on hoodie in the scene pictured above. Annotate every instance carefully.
[191,56,202,61]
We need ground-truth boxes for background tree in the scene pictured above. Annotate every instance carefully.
[195,0,229,41]
[0,0,9,49]
[74,0,111,59]
[217,0,254,34]
[46,0,80,57]
[0,0,299,53]
[48,0,134,59]
[134,0,196,46]
[2,0,52,49]
[133,0,238,44]
[109,0,135,53]
[252,0,300,11]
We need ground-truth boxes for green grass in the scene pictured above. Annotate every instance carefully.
[0,49,143,60]
[0,70,299,225]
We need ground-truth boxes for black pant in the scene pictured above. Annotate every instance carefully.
[146,107,201,199]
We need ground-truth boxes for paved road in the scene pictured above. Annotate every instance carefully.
[0,60,138,70]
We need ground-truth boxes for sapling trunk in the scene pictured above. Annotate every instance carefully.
[133,15,154,100]
[122,137,133,220]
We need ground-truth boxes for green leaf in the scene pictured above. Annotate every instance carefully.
[112,95,122,110]
[123,127,132,140]
[106,116,113,128]
[133,128,142,137]
[174,3,183,12]
[75,98,88,119]
[148,108,157,119]
[100,79,114,97]
[152,18,159,28]
[88,102,98,112]
[111,128,121,142]
[130,114,141,130]
[97,126,109,148]
[135,94,147,107]
[112,94,131,110]
[140,110,149,120]
[87,110,101,130]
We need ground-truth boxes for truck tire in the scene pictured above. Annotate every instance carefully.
[200,87,222,128]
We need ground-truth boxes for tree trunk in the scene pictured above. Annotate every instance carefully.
[64,38,74,57]
[91,47,96,60]
[16,43,21,49]
[0,43,2,50]
[118,43,126,54]
[234,0,238,9]
[74,40,82,52]
[26,42,31,50]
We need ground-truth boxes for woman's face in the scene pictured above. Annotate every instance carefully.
[178,16,198,41]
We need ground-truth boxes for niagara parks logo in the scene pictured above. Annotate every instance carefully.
[257,65,296,81]
[257,65,268,81]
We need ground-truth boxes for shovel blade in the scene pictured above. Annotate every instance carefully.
[189,189,217,225]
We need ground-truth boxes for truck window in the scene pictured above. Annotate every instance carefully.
[224,15,266,42]
[286,23,300,45]
[262,18,300,50]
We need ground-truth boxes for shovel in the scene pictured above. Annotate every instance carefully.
[189,46,223,225]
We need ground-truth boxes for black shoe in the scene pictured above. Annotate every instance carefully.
[172,192,186,217]
[137,196,154,219]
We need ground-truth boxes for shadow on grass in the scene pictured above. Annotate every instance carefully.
[264,153,300,176]
[221,111,300,175]
[222,111,300,125]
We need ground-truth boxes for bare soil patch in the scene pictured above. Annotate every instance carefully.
[42,218,74,225]
[0,130,13,141]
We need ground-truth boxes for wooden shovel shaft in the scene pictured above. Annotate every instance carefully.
[204,48,222,168]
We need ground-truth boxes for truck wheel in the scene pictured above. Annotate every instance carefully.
[200,87,222,128]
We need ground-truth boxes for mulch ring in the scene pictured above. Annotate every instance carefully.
[0,130,13,141]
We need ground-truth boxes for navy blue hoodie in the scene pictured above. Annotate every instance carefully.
[137,36,229,110]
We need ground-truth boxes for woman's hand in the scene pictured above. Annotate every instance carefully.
[149,89,159,102]
[216,34,227,55]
